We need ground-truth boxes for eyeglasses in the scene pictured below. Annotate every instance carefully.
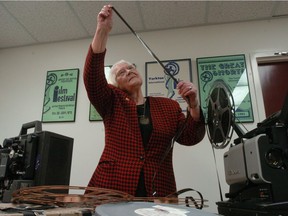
[116,65,136,78]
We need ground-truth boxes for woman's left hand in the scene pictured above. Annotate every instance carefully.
[177,81,199,109]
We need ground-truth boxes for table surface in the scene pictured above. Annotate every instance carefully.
[95,202,219,216]
[0,203,94,215]
[1,202,219,216]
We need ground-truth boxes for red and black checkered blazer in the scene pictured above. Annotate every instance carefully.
[83,46,206,197]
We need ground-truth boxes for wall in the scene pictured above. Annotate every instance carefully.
[1,17,288,213]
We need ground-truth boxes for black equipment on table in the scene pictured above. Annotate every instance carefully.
[206,81,288,216]
[0,120,73,202]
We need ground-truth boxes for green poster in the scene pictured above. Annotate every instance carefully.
[197,54,254,122]
[42,68,79,122]
[89,104,102,121]
[89,65,112,121]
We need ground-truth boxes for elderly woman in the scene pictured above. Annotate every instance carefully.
[83,5,206,197]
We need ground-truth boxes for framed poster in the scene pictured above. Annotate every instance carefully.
[42,68,79,122]
[89,65,112,121]
[89,103,102,121]
[145,59,192,111]
[197,54,254,122]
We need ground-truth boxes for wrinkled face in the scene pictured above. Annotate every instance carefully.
[114,62,143,92]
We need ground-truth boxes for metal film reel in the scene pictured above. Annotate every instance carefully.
[206,80,235,149]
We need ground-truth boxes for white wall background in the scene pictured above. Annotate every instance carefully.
[1,18,288,213]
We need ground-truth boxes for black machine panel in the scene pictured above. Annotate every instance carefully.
[34,131,73,186]
[0,121,73,202]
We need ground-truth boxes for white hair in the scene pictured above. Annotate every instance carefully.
[107,60,134,87]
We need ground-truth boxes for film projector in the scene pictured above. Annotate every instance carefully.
[206,80,288,216]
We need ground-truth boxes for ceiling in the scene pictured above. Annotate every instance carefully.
[1,1,288,50]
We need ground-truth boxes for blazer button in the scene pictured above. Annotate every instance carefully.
[140,155,145,161]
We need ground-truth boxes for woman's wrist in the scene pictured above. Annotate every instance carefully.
[187,105,201,121]
[188,99,199,109]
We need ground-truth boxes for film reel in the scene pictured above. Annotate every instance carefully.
[206,80,235,149]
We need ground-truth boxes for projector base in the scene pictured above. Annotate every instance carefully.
[217,200,288,216]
